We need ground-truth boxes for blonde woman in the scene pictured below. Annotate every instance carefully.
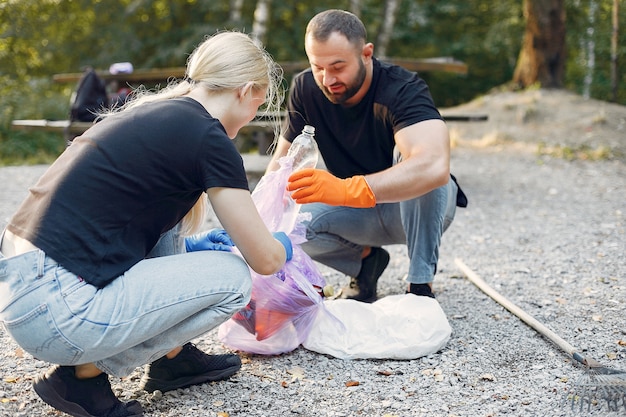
[0,31,291,417]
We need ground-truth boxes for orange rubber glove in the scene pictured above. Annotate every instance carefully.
[287,168,376,208]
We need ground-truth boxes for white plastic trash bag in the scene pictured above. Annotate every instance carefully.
[302,293,451,360]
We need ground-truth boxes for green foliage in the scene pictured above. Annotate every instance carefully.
[0,130,66,166]
[388,1,524,107]
[1,0,624,165]
[564,0,626,103]
[0,73,68,165]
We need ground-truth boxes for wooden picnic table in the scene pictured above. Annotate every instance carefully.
[50,57,468,84]
[10,119,276,135]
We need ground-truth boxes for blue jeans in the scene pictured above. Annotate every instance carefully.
[0,228,251,377]
[300,177,457,284]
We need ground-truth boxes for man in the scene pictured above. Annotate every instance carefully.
[267,9,466,302]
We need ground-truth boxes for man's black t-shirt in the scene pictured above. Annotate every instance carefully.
[8,97,248,287]
[283,58,443,179]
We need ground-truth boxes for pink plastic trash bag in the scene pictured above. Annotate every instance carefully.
[218,154,330,355]
[230,246,324,341]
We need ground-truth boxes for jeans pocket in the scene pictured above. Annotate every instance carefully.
[2,303,84,364]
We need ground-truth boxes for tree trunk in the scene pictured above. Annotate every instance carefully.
[229,0,244,24]
[583,0,597,99]
[349,0,362,18]
[512,0,566,88]
[611,0,619,102]
[252,0,272,45]
[375,0,401,58]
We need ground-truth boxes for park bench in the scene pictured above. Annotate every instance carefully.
[11,57,487,160]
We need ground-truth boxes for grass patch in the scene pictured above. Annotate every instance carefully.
[0,130,65,166]
[536,143,614,161]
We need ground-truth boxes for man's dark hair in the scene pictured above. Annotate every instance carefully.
[305,9,367,47]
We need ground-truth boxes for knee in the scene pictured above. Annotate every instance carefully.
[299,203,333,238]
[231,256,253,303]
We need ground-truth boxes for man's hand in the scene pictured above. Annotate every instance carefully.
[185,229,234,252]
[287,168,376,208]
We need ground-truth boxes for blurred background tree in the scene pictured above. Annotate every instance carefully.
[513,0,566,88]
[0,0,624,164]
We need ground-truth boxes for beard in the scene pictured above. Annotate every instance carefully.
[318,60,366,105]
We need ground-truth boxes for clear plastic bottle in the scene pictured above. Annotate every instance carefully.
[287,125,319,172]
[277,125,319,234]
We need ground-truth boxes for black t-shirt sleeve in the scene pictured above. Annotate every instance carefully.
[387,75,442,132]
[196,125,249,191]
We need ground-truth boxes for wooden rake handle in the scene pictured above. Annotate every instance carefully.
[453,258,599,367]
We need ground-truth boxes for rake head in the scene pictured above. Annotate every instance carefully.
[568,361,626,413]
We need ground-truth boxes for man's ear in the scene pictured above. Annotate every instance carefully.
[362,42,374,62]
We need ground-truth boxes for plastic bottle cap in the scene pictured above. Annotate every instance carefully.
[303,125,315,135]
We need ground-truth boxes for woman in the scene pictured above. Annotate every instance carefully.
[0,31,291,417]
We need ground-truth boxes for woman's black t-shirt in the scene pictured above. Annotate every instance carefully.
[8,97,248,287]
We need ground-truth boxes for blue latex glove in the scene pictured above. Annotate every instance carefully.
[272,231,293,261]
[185,229,234,252]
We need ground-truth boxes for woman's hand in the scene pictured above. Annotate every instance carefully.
[185,229,234,252]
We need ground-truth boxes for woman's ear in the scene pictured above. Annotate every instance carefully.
[238,82,254,100]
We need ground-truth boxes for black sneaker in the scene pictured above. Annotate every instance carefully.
[340,247,390,303]
[139,343,241,393]
[33,366,143,417]
[407,283,436,299]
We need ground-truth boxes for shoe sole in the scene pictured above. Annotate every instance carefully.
[141,363,241,393]
[33,376,143,417]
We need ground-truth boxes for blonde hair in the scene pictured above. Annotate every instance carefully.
[104,31,284,236]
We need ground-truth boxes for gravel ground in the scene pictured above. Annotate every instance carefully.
[0,128,625,415]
